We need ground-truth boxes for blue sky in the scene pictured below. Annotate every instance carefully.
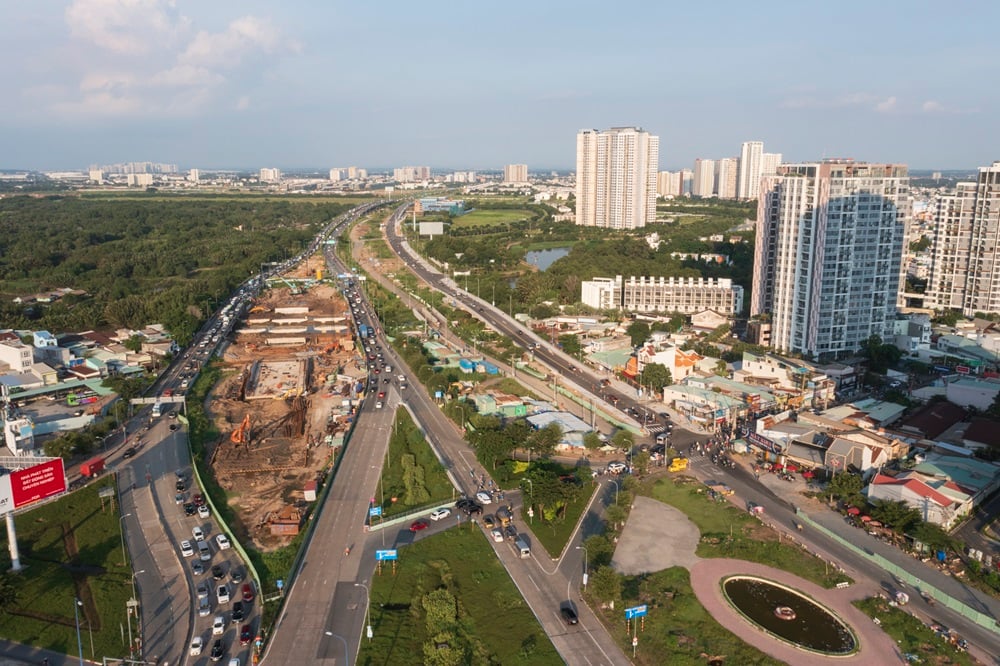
[1,1,996,171]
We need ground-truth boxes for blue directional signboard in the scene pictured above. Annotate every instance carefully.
[375,549,398,561]
[624,604,648,620]
[369,506,382,517]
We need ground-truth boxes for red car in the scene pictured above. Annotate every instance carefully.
[192,493,205,507]
[377,391,386,399]
[240,624,252,646]
[242,583,254,602]
[409,520,429,532]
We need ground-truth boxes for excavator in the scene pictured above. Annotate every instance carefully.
[230,414,252,446]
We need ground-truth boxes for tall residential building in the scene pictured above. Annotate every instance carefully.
[715,158,738,199]
[762,152,782,177]
[751,160,910,360]
[259,168,281,183]
[680,169,693,196]
[393,166,431,182]
[188,169,200,182]
[693,159,716,197]
[575,127,659,229]
[504,164,528,183]
[737,140,764,200]
[657,171,681,197]
[927,162,1000,316]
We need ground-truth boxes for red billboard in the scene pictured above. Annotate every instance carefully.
[9,459,67,509]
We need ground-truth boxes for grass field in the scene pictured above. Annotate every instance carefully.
[853,598,977,665]
[356,525,562,666]
[521,481,596,559]
[452,208,533,228]
[377,408,456,519]
[0,479,135,660]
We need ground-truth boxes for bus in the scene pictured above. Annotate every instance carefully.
[152,401,163,418]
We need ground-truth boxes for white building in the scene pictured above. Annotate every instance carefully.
[575,127,659,229]
[259,168,281,183]
[504,164,528,183]
[657,171,681,197]
[581,275,743,315]
[692,159,715,198]
[393,166,431,182]
[762,152,782,177]
[0,339,33,373]
[737,140,763,200]
[751,161,910,360]
[88,169,104,184]
[126,173,153,187]
[715,158,738,200]
[927,162,1000,316]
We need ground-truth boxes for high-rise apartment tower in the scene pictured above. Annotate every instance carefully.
[576,127,659,229]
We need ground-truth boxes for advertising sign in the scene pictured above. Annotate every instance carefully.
[748,431,781,454]
[625,604,648,620]
[1,459,67,514]
[956,365,970,375]
[369,506,382,517]
[375,549,398,561]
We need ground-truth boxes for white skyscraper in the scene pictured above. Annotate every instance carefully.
[737,141,764,200]
[259,168,281,183]
[504,164,528,183]
[762,152,782,177]
[657,171,681,197]
[693,159,716,197]
[751,160,910,360]
[715,158,739,199]
[575,127,659,229]
[927,162,1000,316]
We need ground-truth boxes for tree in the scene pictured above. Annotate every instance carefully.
[639,362,672,393]
[714,359,728,376]
[422,588,458,634]
[610,430,633,454]
[588,566,622,605]
[823,471,865,508]
[625,321,650,347]
[582,431,603,452]
[869,499,921,534]
[527,423,562,459]
[558,333,582,359]
[632,451,651,476]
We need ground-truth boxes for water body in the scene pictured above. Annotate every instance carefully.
[722,576,857,655]
[524,247,570,271]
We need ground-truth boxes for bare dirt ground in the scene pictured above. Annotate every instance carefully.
[203,253,369,551]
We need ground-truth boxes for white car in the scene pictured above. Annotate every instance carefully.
[375,401,383,409]
[196,582,210,600]
[180,540,194,558]
[429,508,451,521]
[475,491,493,505]
[198,597,210,617]
[216,534,231,550]
[212,615,225,635]
[192,526,205,541]
[198,504,211,519]
[217,584,230,603]
[491,529,504,543]
[228,659,241,666]
[189,636,204,656]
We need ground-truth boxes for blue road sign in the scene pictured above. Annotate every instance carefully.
[375,549,398,561]
[625,604,648,620]
[276,579,284,590]
[369,506,382,517]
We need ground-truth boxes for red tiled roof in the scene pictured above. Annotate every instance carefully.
[897,401,967,439]
[870,472,952,507]
[963,418,1000,448]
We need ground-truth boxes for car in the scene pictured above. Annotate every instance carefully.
[231,601,245,623]
[491,529,504,543]
[409,520,429,532]
[184,502,197,516]
[420,503,450,521]
[240,624,252,646]
[189,636,204,656]
[228,659,241,666]
[375,401,383,409]
[198,597,211,616]
[180,540,194,558]
[212,615,226,635]
[122,447,137,459]
[174,493,186,505]
[230,567,245,584]
[169,423,179,431]
[193,561,205,576]
[377,391,386,399]
[196,581,210,599]
[216,534,231,550]
[192,526,205,541]
[198,504,211,519]
[212,564,225,580]
[193,493,205,506]
[210,639,224,661]
[560,606,579,625]
[217,584,230,603]
[607,461,628,474]
[242,583,254,602]
[475,491,493,505]
[383,377,391,384]
[482,514,496,529]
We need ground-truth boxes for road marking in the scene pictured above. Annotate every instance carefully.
[526,574,541,591]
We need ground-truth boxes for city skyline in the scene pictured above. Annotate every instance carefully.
[1,1,997,171]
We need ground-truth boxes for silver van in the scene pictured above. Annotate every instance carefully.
[515,536,530,558]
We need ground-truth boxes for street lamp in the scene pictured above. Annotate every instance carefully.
[323,631,349,666]
[354,582,372,642]
[608,478,620,504]
[73,598,84,666]
[120,513,132,566]
[125,570,143,659]
[576,545,589,588]
[524,479,534,525]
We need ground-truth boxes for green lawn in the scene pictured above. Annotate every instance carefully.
[854,598,977,665]
[377,407,456,519]
[521,482,596,559]
[357,525,561,666]
[452,208,533,228]
[645,476,851,588]
[0,479,135,660]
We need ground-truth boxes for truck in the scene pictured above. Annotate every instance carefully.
[80,456,106,477]
[668,457,689,472]
[358,324,372,339]
[152,401,163,418]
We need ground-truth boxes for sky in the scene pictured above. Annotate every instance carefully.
[1,0,997,171]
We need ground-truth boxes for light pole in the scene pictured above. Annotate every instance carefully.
[119,513,132,566]
[324,631,349,666]
[576,545,589,588]
[524,479,534,524]
[126,569,144,658]
[354,582,372,642]
[608,478,620,504]
[73,598,84,666]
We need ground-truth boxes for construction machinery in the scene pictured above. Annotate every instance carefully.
[668,457,689,472]
[231,414,252,446]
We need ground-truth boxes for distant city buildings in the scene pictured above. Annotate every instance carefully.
[737,141,763,200]
[575,127,659,229]
[692,159,715,198]
[126,173,153,187]
[393,166,431,182]
[927,161,1000,316]
[259,168,281,183]
[715,158,738,199]
[657,170,681,197]
[581,275,743,315]
[188,169,200,182]
[504,164,528,183]
[751,160,910,360]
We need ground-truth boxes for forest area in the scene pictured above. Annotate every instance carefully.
[0,194,362,344]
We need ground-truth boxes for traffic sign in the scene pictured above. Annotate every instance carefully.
[276,579,284,590]
[375,549,398,561]
[625,604,648,620]
[369,506,382,517]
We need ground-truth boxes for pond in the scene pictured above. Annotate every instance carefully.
[524,247,570,271]
[722,576,857,655]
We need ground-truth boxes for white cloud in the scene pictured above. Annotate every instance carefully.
[235,95,251,111]
[874,96,897,113]
[65,0,189,55]
[149,65,223,88]
[922,99,980,115]
[180,16,293,65]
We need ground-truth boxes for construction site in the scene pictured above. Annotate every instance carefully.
[204,253,368,551]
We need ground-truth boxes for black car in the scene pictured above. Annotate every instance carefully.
[504,524,517,540]
[560,606,579,625]
[169,423,179,431]
[122,447,137,459]
[176,480,186,492]
[210,639,224,662]
[183,502,197,516]
[211,564,225,580]
[230,567,245,584]
[231,601,245,623]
